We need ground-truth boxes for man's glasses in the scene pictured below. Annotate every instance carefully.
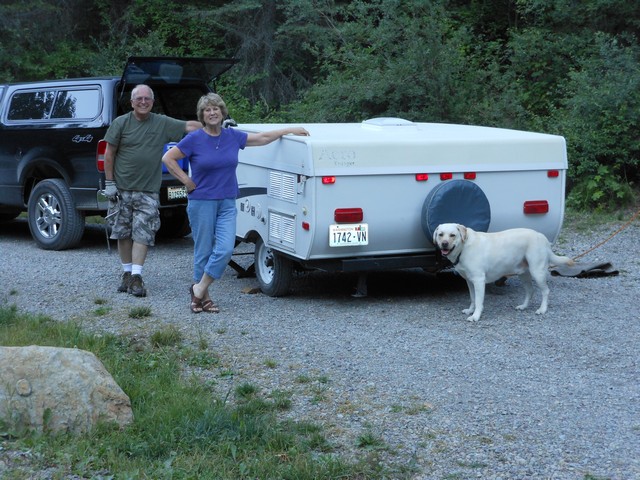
[133,96,154,103]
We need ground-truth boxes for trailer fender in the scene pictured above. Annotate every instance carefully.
[421,179,491,241]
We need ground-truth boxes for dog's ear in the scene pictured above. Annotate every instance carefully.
[457,224,467,242]
[432,225,440,244]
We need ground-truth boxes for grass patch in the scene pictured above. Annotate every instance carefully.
[0,305,387,479]
[295,374,312,384]
[235,382,259,399]
[129,305,152,319]
[357,428,386,450]
[93,306,112,316]
[270,390,293,411]
[150,324,182,347]
[403,402,434,416]
[183,348,220,368]
[562,206,636,232]
[264,358,278,369]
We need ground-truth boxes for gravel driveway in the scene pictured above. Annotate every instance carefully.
[1,215,639,479]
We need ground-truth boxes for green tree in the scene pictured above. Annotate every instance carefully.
[550,33,639,209]
[190,0,339,109]
[509,0,640,208]
[287,0,467,122]
[0,0,98,80]
[2,0,640,208]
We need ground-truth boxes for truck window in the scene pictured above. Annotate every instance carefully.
[8,90,56,120]
[8,87,101,121]
[51,89,101,120]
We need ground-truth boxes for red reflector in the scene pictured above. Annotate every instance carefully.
[96,139,107,172]
[415,173,429,181]
[322,176,336,184]
[334,208,363,223]
[464,172,476,180]
[302,221,310,231]
[440,173,453,180]
[547,170,560,178]
[524,200,549,214]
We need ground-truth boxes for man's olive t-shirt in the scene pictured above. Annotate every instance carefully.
[105,112,186,193]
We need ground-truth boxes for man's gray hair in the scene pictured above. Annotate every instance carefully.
[131,84,155,100]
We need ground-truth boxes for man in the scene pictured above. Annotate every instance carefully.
[103,84,201,297]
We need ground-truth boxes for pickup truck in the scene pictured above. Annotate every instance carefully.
[0,57,236,250]
[233,117,568,296]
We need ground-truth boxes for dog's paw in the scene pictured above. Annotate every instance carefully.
[535,307,547,315]
[462,307,474,315]
[466,314,480,322]
[515,304,527,311]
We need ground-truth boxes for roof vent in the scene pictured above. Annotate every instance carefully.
[362,117,414,127]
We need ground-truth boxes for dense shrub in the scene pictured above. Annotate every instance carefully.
[1,0,639,209]
[548,34,640,209]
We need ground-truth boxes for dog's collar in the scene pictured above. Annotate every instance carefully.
[440,253,460,267]
[447,251,461,266]
[442,247,460,266]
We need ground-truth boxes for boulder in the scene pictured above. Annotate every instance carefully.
[0,346,133,434]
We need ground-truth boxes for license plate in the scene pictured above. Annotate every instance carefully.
[329,224,368,247]
[167,186,187,200]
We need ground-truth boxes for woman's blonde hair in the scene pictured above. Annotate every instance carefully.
[197,93,228,125]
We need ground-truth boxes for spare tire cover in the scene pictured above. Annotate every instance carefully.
[421,179,491,241]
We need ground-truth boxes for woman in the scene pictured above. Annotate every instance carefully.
[162,93,309,313]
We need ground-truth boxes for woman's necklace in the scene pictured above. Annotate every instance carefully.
[205,127,222,149]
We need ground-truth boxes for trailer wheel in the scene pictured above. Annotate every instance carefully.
[254,237,293,297]
[27,178,85,250]
[421,179,491,241]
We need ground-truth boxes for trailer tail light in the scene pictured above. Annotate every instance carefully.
[322,176,336,184]
[440,172,453,180]
[464,172,476,180]
[96,139,107,172]
[524,200,549,214]
[547,170,560,178]
[334,208,363,223]
[415,173,429,181]
[302,221,310,231]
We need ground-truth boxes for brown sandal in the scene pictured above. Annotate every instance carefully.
[201,299,220,313]
[190,285,203,313]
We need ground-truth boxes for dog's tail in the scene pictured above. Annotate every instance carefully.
[548,251,575,267]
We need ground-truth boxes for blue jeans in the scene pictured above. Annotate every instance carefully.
[187,199,237,282]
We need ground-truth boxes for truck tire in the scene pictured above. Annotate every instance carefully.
[254,237,293,297]
[27,178,85,250]
[421,179,491,241]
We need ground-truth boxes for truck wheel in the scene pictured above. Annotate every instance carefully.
[27,179,85,250]
[254,237,293,297]
[421,179,491,241]
[158,207,191,238]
